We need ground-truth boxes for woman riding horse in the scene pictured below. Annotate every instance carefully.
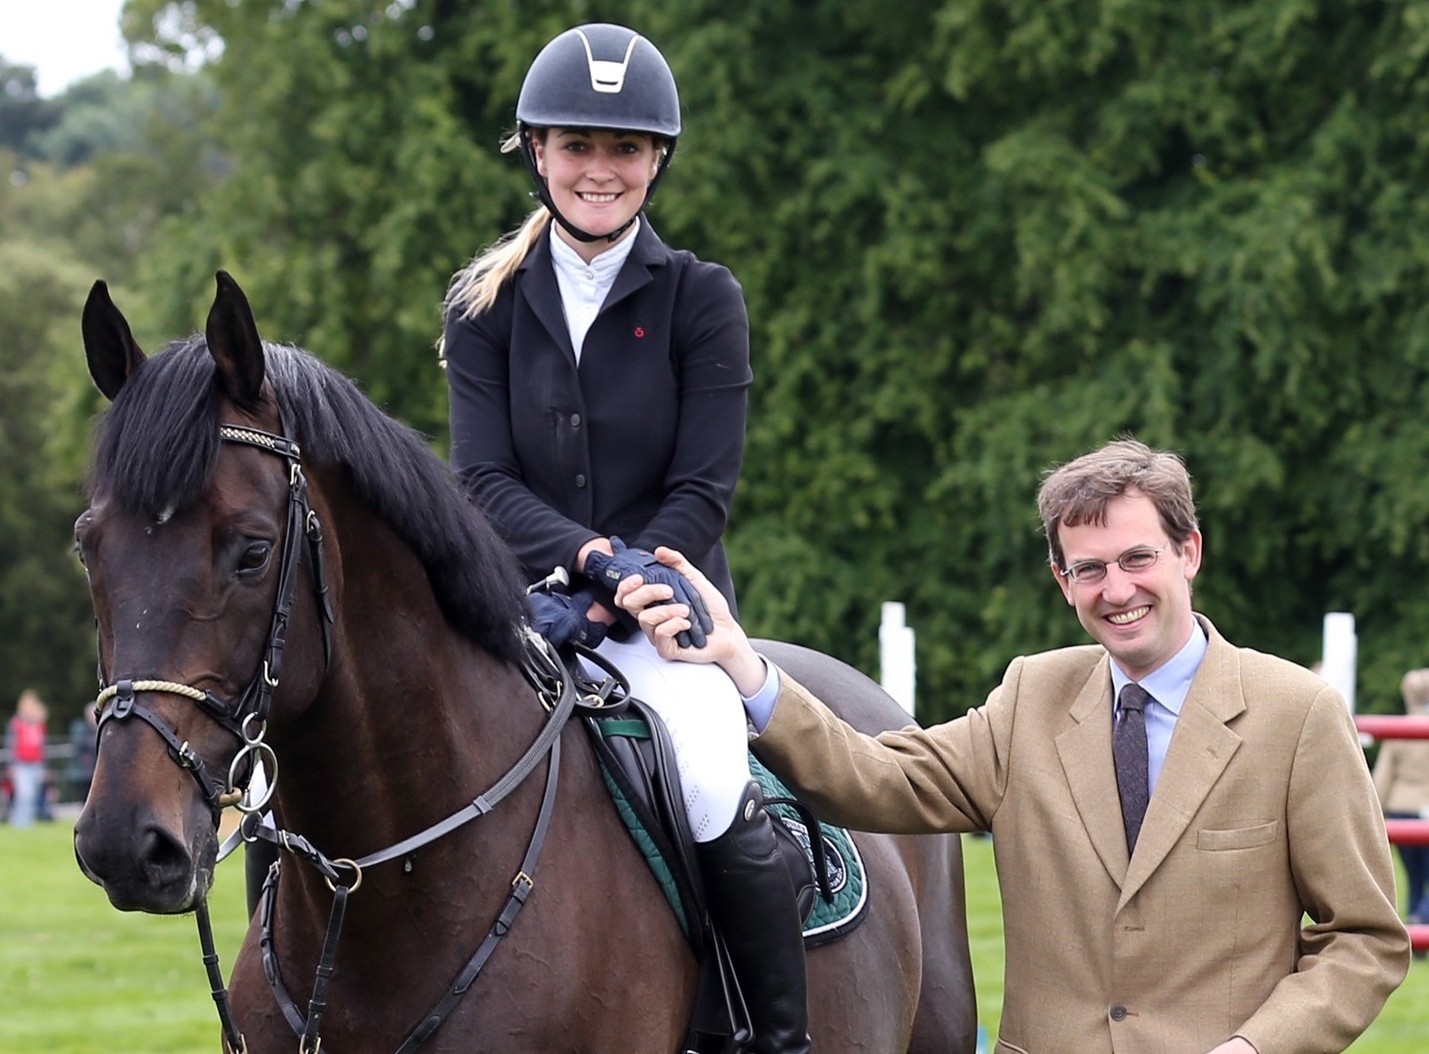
[72,270,977,1053]
[440,24,810,1054]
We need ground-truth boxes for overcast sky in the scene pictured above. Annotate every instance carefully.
[1,0,130,97]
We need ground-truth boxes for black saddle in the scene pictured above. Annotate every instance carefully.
[570,647,829,1053]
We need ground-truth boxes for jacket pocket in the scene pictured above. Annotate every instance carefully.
[994,1041,1031,1054]
[1196,820,1278,851]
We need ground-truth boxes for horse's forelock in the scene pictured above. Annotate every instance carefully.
[89,337,221,516]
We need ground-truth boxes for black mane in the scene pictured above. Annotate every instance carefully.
[88,337,527,665]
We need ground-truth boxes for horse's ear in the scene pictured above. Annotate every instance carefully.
[206,270,265,409]
[82,280,146,402]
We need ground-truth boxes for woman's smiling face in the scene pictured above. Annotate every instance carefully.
[533,128,662,256]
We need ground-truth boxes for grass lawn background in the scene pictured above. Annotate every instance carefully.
[2,819,1424,1051]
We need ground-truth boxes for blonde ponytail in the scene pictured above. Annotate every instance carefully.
[447,206,552,320]
[436,206,552,365]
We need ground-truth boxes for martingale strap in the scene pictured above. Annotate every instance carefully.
[198,897,248,1054]
[209,630,587,1054]
[396,736,562,1054]
[251,736,564,1054]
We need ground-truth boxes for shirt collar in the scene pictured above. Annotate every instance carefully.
[1109,620,1208,715]
[548,218,640,283]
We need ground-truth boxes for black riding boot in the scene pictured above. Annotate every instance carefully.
[698,780,812,1054]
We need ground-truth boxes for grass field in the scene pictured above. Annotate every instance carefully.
[2,819,1424,1051]
[1,818,247,1054]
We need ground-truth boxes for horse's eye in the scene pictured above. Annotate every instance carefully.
[238,541,273,575]
[73,540,88,570]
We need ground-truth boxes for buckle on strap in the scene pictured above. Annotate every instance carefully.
[113,679,136,718]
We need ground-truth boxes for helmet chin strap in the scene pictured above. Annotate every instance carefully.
[519,133,677,245]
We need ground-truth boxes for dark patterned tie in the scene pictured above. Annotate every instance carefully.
[1114,683,1151,854]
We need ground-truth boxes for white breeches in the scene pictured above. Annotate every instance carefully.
[583,633,753,842]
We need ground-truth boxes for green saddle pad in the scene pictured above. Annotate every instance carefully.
[590,715,867,947]
[749,754,868,946]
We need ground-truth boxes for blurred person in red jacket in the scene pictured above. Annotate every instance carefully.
[6,689,47,827]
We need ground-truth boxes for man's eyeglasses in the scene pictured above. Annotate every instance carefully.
[1058,544,1169,585]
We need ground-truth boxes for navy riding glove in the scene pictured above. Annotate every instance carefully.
[527,590,609,649]
[584,538,713,648]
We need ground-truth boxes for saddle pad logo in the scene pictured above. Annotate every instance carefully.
[777,816,849,896]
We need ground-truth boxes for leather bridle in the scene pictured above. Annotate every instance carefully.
[92,423,334,822]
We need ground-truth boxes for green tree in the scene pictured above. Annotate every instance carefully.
[0,58,59,155]
[127,0,544,434]
[104,0,1429,722]
[0,240,103,713]
[0,62,221,720]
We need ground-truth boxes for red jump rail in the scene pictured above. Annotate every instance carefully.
[1355,715,1429,952]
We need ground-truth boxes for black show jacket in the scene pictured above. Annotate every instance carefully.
[444,221,751,608]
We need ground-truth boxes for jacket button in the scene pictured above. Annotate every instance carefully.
[1110,1005,1127,1022]
[569,413,581,427]
[574,474,587,488]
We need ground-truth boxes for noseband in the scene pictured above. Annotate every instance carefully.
[93,423,335,819]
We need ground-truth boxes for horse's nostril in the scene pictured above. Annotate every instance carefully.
[138,824,194,886]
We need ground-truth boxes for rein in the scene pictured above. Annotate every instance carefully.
[203,629,584,1054]
[244,680,570,1054]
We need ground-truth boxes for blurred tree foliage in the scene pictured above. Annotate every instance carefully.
[6,0,1429,723]
[0,55,216,715]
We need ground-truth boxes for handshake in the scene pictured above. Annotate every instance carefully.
[527,538,714,650]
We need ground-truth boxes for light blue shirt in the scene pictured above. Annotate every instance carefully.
[1109,621,1209,793]
[744,621,1210,787]
[742,655,780,734]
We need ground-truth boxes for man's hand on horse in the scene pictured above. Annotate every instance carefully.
[527,589,609,649]
[584,537,713,647]
[614,546,766,696]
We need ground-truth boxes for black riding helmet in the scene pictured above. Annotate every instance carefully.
[515,23,681,244]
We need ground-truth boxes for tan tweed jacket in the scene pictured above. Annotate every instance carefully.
[753,616,1408,1054]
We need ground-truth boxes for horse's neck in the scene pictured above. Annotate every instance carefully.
[272,492,547,859]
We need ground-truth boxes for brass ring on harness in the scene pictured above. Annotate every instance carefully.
[324,857,363,894]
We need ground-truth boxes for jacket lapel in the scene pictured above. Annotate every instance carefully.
[599,220,661,315]
[1118,617,1245,908]
[1056,657,1131,886]
[517,233,576,362]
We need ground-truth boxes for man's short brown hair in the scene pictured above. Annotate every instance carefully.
[1037,437,1199,571]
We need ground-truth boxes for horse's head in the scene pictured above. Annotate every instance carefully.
[73,273,331,913]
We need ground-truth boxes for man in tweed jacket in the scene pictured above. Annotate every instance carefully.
[617,438,1409,1054]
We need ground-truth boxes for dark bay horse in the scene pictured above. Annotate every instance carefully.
[71,272,977,1053]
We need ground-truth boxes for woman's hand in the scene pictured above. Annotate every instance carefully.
[584,539,712,646]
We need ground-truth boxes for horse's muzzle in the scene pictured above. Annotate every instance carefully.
[73,797,214,914]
